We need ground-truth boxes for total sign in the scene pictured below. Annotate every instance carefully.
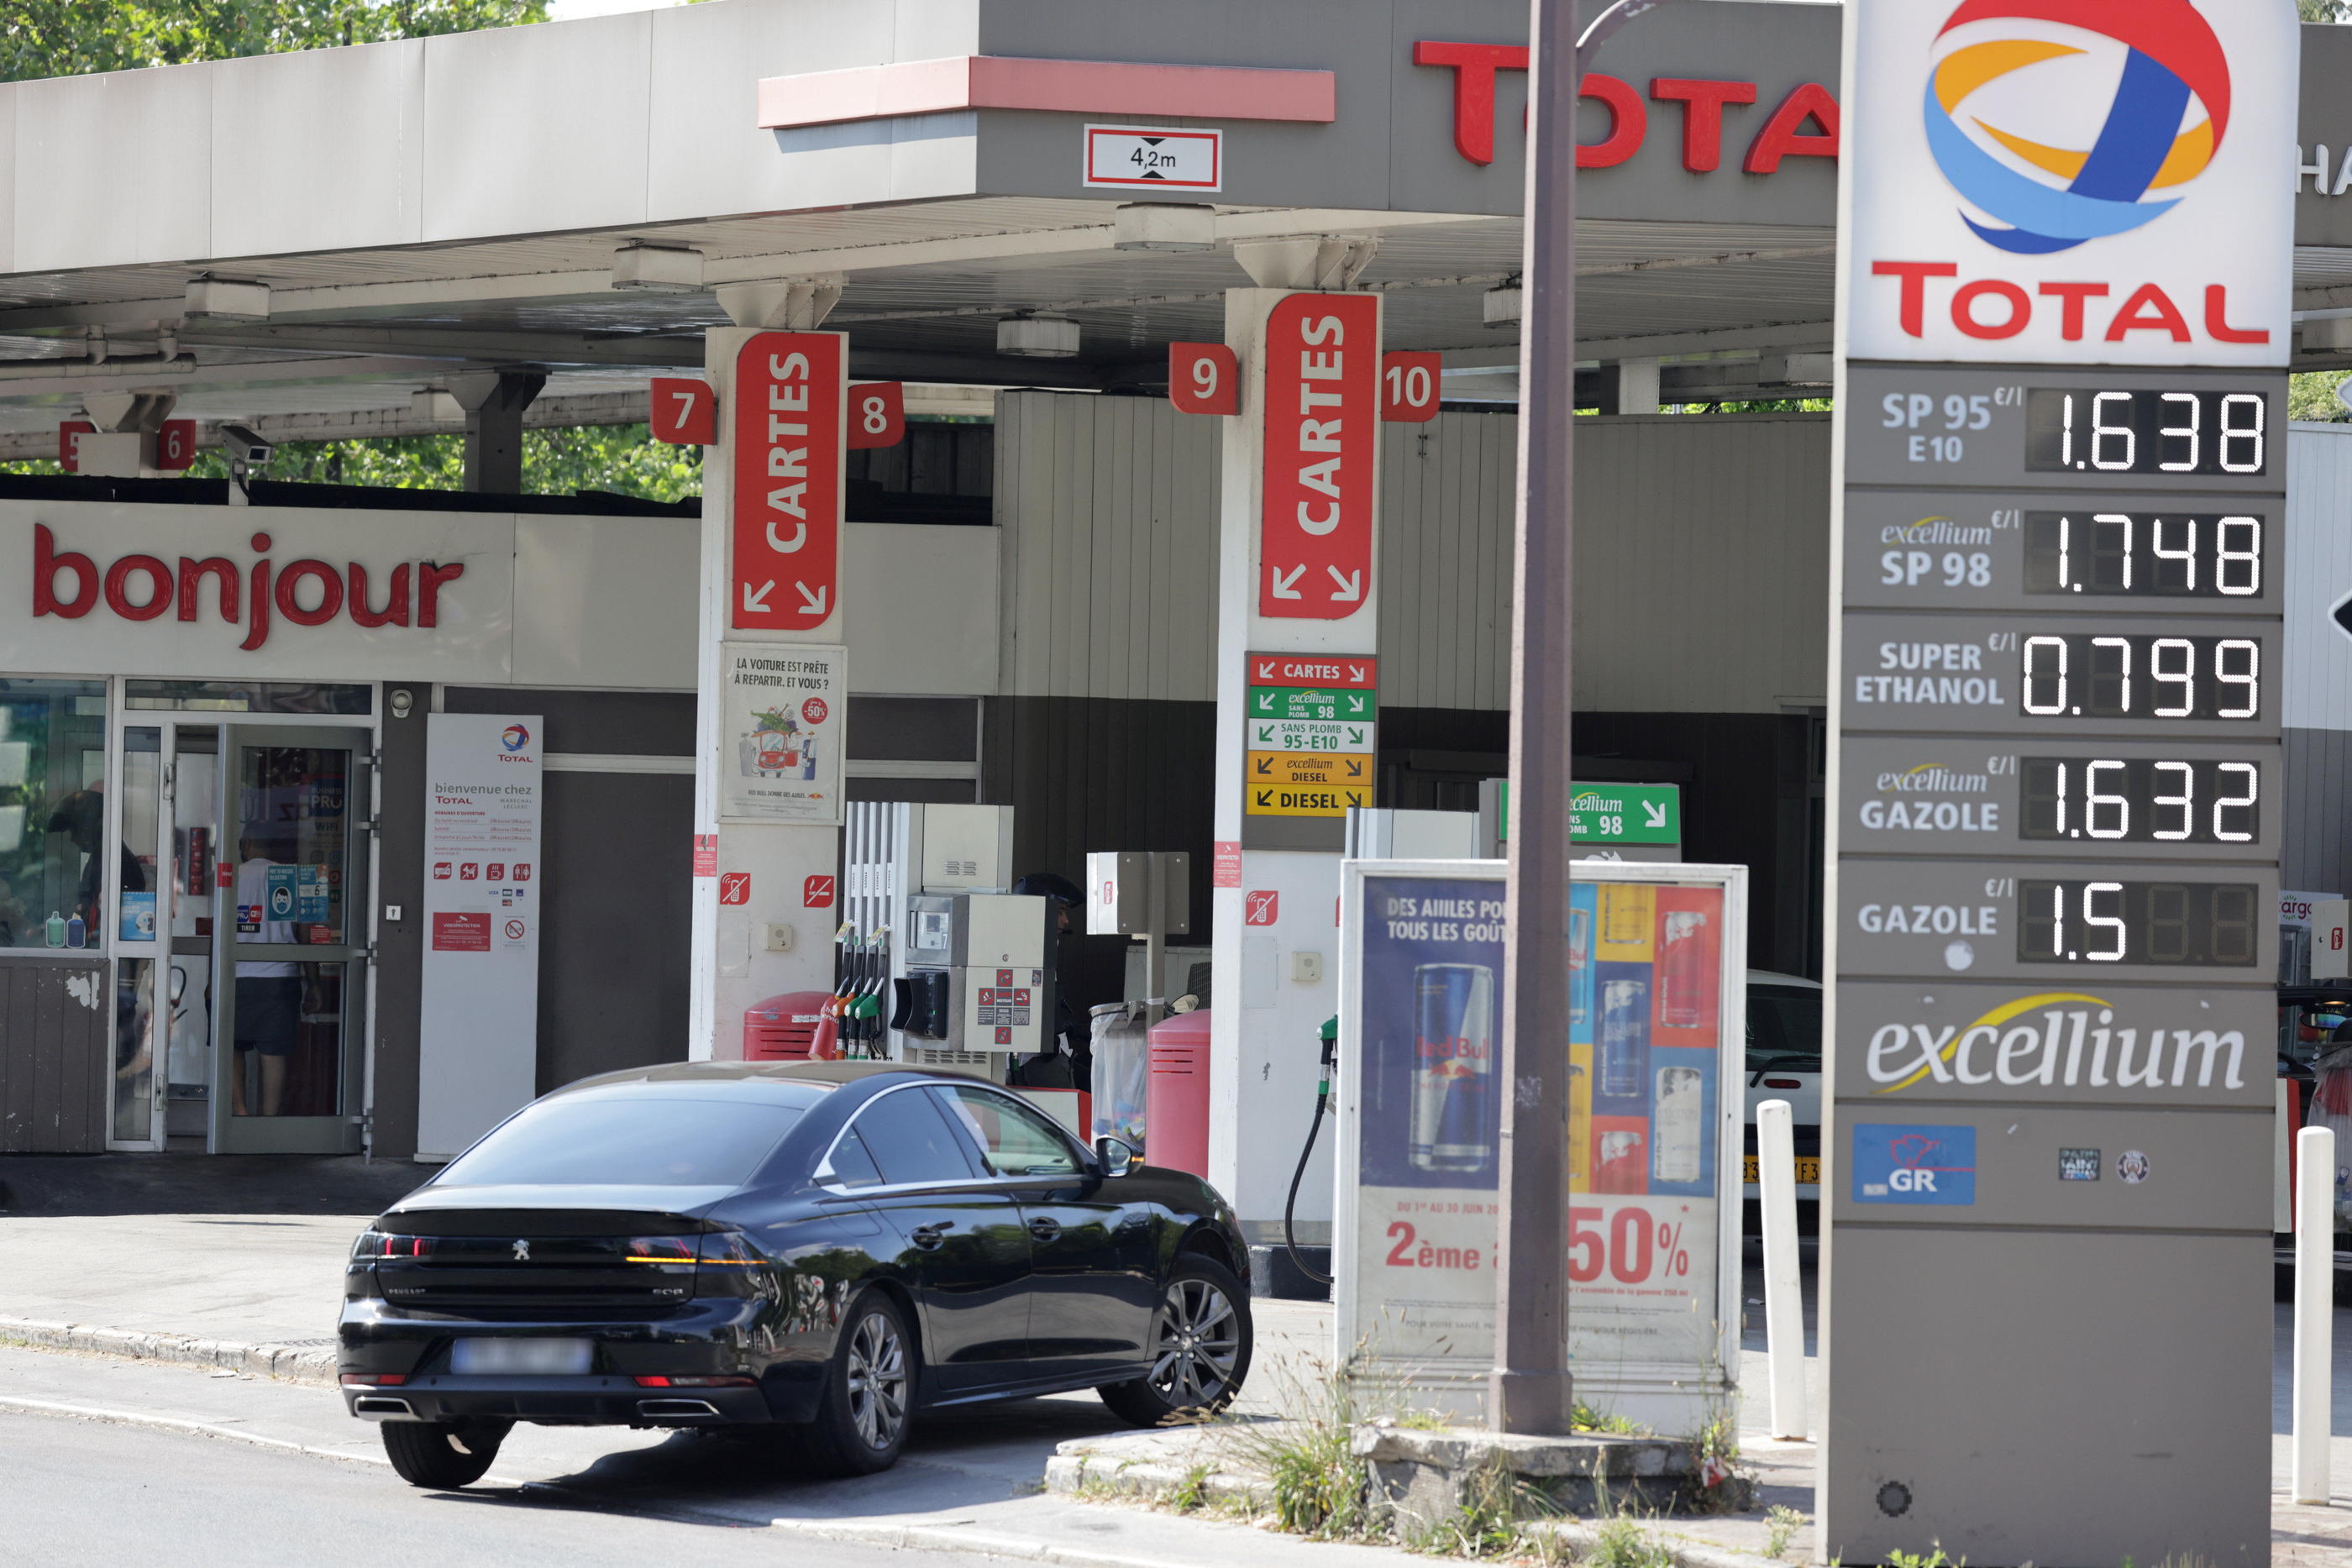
[732,332,844,630]
[1261,293,1379,618]
[1845,0,2296,365]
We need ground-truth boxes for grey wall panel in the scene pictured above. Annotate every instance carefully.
[2283,727,2352,899]
[0,960,108,1154]
[996,392,1220,704]
[370,687,428,1160]
[2286,423,2352,734]
[533,771,693,1093]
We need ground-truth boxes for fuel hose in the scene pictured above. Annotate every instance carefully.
[1283,1016,1341,1287]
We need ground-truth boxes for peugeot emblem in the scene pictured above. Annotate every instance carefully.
[512,1239,530,1262]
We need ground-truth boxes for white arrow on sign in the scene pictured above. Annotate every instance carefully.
[742,580,774,613]
[1253,658,1278,682]
[1642,800,1668,828]
[1344,694,1368,716]
[1326,567,1362,601]
[1270,565,1305,599]
[796,582,830,617]
[1347,662,1368,683]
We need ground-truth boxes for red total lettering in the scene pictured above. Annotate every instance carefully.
[2035,282,2110,342]
[1648,78,1757,172]
[2105,283,2192,343]
[1742,82,1839,174]
[1411,40,1528,166]
[1950,279,2031,340]
[1870,261,1961,338]
[1578,74,1646,169]
[2205,284,2271,345]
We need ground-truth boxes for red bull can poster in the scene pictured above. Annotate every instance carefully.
[1337,858,1747,1434]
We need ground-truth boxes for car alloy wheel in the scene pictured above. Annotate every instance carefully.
[845,1305,909,1451]
[1147,1276,1242,1408]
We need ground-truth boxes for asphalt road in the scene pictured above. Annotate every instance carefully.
[0,1407,1014,1568]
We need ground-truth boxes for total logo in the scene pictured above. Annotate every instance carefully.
[1855,0,2289,359]
[1865,992,2248,1094]
[498,723,532,761]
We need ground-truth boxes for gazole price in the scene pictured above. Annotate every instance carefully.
[2019,879,2262,968]
[2020,758,2259,844]
[2021,634,2260,720]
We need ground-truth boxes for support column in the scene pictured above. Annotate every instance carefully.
[448,368,545,494]
[1592,359,1659,416]
[687,277,848,1060]
[1206,237,1378,1250]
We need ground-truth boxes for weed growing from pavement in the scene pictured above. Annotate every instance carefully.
[1167,1461,1213,1513]
[1399,1458,1572,1565]
[1570,1400,1651,1437]
[1580,1516,1677,1568]
[1764,1503,1805,1559]
[1886,1548,1960,1568]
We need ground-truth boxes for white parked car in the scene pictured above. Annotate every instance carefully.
[1742,971,1821,1225]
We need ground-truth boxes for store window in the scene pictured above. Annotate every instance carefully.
[0,679,110,949]
[124,680,371,715]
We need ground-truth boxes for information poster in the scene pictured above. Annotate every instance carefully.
[1336,859,1746,1433]
[720,642,844,825]
[417,713,543,1161]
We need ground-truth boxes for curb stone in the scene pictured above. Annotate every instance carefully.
[0,1316,335,1386]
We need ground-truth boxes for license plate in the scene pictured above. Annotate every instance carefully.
[1741,1156,1821,1186]
[449,1337,593,1376]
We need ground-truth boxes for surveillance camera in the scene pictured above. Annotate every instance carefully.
[218,423,273,465]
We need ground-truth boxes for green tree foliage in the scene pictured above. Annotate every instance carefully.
[1,0,548,81]
[2301,0,2349,24]
[2292,370,2352,422]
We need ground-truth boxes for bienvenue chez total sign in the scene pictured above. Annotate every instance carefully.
[4,505,515,681]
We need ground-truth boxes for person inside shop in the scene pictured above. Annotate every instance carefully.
[231,832,303,1117]
[1008,872,1089,1091]
[45,784,145,945]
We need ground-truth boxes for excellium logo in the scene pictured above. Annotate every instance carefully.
[1866,991,2249,1093]
[1924,0,2228,255]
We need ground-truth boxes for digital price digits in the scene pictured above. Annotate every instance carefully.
[2023,511,2260,597]
[2017,879,2260,968]
[2019,758,2258,844]
[2021,633,2260,721]
[2025,389,2267,476]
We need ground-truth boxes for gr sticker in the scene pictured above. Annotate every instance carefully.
[2059,1147,2101,1181]
[1852,1123,1977,1205]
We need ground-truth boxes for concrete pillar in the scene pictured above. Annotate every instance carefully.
[687,277,848,1059]
[1207,238,1379,1245]
[1593,358,1660,416]
[447,369,545,494]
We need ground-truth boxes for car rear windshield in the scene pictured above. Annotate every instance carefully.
[1746,987,1823,1073]
[438,1096,805,1188]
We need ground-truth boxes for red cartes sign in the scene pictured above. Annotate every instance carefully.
[732,332,844,631]
[1260,292,1378,619]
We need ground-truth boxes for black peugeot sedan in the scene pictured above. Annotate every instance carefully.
[339,1062,1253,1487]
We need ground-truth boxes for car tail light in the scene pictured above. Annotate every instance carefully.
[352,1230,431,1261]
[1763,1078,1803,1089]
[633,1375,756,1388]
[340,1374,407,1387]
[624,1235,699,1266]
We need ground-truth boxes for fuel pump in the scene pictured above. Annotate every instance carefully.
[1284,1015,1340,1287]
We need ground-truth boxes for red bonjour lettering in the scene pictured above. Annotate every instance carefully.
[1412,40,1528,166]
[34,525,97,618]
[275,559,344,627]
[1871,261,1960,338]
[1742,81,1839,174]
[1951,279,2030,339]
[243,551,272,651]
[2036,282,2109,342]
[177,558,239,624]
[2105,283,2191,343]
[347,563,411,627]
[1578,74,1646,169]
[1649,78,1756,172]
[102,553,173,621]
[2205,284,2270,345]
[417,561,465,628]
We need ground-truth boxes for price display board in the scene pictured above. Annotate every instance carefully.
[1333,858,1746,1436]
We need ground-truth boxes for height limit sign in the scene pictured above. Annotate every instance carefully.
[1245,652,1375,820]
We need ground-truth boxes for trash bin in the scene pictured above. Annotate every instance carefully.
[743,991,829,1060]
[1089,1001,1150,1155]
[1147,1006,1213,1179]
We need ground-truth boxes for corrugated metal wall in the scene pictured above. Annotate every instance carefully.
[0,960,108,1153]
[2282,424,2352,897]
[996,394,1832,717]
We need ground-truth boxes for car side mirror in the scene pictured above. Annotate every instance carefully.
[1095,1136,1137,1177]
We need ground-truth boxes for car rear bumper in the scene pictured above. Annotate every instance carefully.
[342,1373,777,1426]
[338,1298,827,1426]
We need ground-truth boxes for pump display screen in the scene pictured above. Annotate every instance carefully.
[2021,511,2261,597]
[2016,879,2262,968]
[2024,389,2269,476]
[2018,758,2259,844]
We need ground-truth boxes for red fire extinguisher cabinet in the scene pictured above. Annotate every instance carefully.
[1146,1007,1212,1179]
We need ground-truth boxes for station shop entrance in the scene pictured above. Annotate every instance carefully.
[110,688,375,1156]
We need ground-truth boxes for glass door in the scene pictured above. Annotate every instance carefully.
[208,726,371,1154]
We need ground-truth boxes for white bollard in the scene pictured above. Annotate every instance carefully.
[2294,1124,2336,1507]
[1757,1099,1809,1440]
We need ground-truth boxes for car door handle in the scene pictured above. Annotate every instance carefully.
[910,1221,953,1249]
[1027,1218,1062,1243]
